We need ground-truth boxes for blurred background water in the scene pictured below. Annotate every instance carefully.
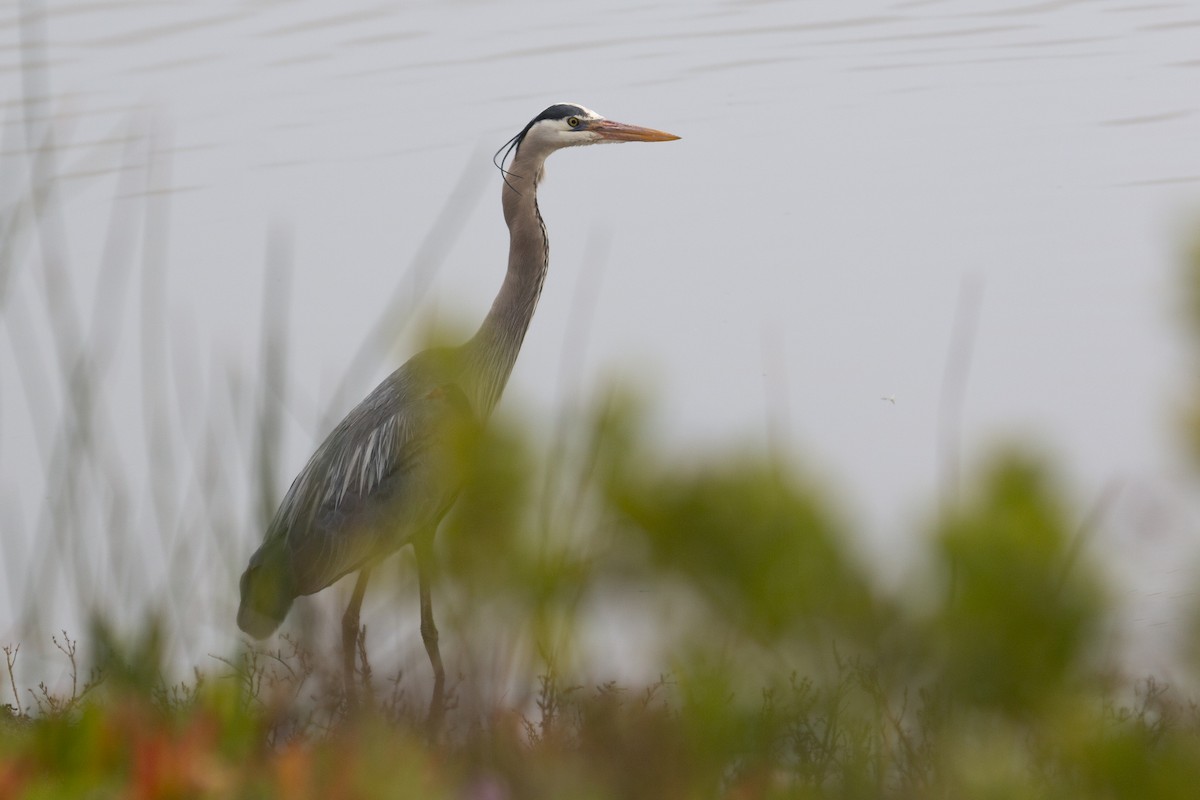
[1,0,1198,686]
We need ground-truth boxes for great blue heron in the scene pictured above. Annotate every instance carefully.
[236,103,679,727]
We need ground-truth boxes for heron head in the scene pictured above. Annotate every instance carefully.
[495,103,679,174]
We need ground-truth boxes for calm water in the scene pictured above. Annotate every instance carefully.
[2,0,1198,679]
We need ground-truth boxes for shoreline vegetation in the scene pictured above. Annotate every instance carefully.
[3,391,1200,796]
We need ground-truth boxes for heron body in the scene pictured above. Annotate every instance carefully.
[236,103,678,724]
[237,348,474,637]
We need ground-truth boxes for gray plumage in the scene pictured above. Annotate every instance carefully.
[235,103,678,723]
[238,350,474,636]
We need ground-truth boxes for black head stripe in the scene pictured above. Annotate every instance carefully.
[533,103,587,123]
[516,104,587,148]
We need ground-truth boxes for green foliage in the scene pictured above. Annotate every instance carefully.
[1182,230,1200,463]
[610,455,881,644]
[440,415,539,597]
[933,454,1103,715]
[7,400,1200,798]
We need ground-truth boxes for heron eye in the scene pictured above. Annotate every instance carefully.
[567,116,580,128]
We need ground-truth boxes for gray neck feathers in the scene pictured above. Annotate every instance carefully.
[464,149,549,418]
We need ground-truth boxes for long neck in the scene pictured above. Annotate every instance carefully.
[464,149,550,418]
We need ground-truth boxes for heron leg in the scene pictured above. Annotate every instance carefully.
[414,534,445,735]
[342,567,372,708]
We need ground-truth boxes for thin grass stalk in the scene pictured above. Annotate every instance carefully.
[323,150,489,431]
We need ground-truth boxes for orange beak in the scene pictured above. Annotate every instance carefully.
[590,119,681,142]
